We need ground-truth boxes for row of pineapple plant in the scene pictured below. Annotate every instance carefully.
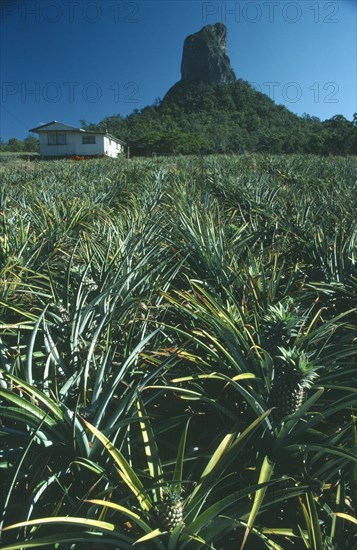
[0,154,356,548]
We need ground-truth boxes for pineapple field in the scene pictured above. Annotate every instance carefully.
[0,154,356,549]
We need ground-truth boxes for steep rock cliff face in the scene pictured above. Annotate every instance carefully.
[180,22,236,84]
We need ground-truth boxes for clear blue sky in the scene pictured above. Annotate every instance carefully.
[1,0,356,141]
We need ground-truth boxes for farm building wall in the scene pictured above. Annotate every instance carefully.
[103,136,123,157]
[39,132,106,157]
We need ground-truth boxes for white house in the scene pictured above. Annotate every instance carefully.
[30,121,126,158]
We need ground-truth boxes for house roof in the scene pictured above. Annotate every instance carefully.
[30,121,82,133]
[30,120,126,145]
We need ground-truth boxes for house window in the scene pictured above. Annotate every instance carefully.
[57,132,66,144]
[82,135,96,144]
[48,132,66,145]
[48,133,56,145]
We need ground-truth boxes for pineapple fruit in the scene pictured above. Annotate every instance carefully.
[268,347,319,422]
[261,301,302,358]
[260,301,319,421]
[156,486,184,532]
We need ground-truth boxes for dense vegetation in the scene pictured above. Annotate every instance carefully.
[82,80,357,155]
[3,81,356,157]
[0,154,356,549]
[0,136,39,154]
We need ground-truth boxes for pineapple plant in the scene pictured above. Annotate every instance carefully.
[156,485,184,532]
[268,347,320,422]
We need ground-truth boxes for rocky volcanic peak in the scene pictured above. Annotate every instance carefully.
[180,22,236,84]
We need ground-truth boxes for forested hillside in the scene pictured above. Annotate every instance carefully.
[81,80,356,155]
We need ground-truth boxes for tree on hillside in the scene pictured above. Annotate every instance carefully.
[7,138,24,152]
[23,135,39,152]
[323,115,356,155]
